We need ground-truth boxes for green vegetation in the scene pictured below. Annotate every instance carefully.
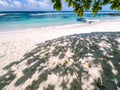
[51,0,120,17]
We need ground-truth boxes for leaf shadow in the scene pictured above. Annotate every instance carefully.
[1,32,120,90]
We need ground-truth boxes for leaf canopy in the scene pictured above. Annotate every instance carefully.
[51,0,120,17]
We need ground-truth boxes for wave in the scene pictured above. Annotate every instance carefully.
[0,14,7,16]
[30,12,74,16]
[30,13,52,16]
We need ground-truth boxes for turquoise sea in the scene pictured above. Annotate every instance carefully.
[0,11,120,31]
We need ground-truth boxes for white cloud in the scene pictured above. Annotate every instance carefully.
[0,0,9,7]
[25,0,53,10]
[0,0,22,10]
[26,0,34,3]
[13,0,22,8]
[0,0,72,11]
[26,0,38,8]
[38,0,52,9]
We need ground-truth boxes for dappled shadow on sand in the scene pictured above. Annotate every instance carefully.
[0,32,120,90]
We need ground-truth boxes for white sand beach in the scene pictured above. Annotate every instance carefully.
[0,20,120,90]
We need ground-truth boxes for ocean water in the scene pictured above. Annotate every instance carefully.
[0,11,120,32]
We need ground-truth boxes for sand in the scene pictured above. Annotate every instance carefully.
[0,20,120,90]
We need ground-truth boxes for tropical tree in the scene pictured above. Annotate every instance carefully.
[51,0,120,17]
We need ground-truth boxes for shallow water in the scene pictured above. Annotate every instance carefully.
[0,11,120,31]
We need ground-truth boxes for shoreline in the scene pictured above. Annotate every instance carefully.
[0,19,120,69]
[0,20,120,90]
[0,20,120,40]
[0,19,120,34]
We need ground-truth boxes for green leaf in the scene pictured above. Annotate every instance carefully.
[51,0,56,3]
[51,0,120,17]
[68,0,73,7]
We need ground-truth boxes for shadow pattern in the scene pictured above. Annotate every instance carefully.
[1,32,120,90]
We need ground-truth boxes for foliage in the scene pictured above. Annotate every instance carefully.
[51,0,120,17]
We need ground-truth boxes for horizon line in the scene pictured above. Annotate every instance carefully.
[0,10,118,13]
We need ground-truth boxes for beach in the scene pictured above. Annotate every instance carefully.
[0,20,120,90]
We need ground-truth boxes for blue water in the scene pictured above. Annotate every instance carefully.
[0,11,120,31]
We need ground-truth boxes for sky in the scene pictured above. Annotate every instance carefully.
[0,0,111,11]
